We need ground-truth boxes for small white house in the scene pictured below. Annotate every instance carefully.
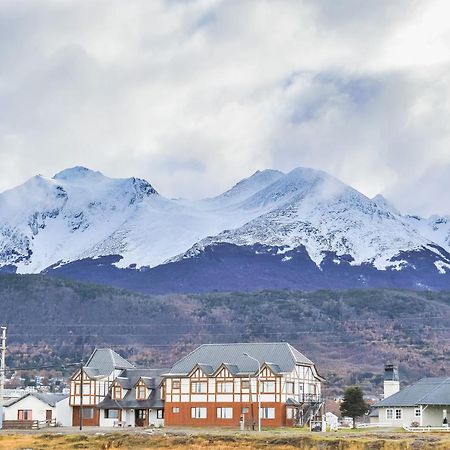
[373,377,450,427]
[4,392,71,426]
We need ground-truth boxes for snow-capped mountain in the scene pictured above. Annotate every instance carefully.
[1,166,450,292]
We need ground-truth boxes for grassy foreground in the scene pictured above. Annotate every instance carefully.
[1,431,450,450]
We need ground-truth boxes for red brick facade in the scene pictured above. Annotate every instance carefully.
[165,402,288,427]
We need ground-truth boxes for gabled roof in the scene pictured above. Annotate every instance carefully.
[164,342,316,376]
[5,392,68,408]
[375,377,450,407]
[97,368,167,411]
[83,348,134,378]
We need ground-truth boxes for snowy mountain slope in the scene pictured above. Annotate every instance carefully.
[1,165,450,291]
[172,168,444,271]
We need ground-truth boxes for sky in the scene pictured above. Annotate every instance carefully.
[1,0,450,216]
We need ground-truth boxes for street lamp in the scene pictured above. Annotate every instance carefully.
[243,352,261,432]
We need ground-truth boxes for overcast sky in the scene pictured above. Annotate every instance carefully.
[1,0,450,215]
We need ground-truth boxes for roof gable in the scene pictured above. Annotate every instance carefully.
[84,348,134,377]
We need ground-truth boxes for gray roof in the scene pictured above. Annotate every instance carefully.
[97,368,166,410]
[84,348,134,378]
[375,377,450,407]
[165,342,315,376]
[5,392,68,408]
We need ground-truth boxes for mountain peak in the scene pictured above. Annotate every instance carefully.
[53,166,104,181]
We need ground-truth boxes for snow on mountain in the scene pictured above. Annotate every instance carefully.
[172,168,446,271]
[402,214,450,252]
[1,165,450,281]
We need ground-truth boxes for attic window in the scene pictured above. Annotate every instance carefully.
[136,384,147,400]
[112,385,122,400]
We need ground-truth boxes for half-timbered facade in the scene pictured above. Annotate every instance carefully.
[162,343,324,428]
[97,368,166,427]
[69,348,134,426]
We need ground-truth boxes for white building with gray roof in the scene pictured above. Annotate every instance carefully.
[373,377,450,427]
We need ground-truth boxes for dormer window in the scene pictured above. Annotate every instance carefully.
[112,385,122,400]
[136,384,147,400]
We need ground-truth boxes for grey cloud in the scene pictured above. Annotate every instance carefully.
[0,0,449,216]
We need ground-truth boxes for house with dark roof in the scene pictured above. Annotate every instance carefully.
[97,368,166,427]
[162,342,324,428]
[69,348,135,426]
[372,377,450,427]
[4,392,70,426]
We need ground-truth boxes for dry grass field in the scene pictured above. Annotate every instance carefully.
[1,430,450,450]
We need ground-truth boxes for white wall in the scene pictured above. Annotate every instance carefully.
[149,409,164,427]
[4,396,55,422]
[55,397,72,426]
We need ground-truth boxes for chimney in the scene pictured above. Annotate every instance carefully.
[383,364,400,398]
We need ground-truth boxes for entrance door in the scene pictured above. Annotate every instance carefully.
[135,409,147,427]
[46,410,53,422]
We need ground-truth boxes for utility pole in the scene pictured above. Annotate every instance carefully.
[243,352,261,432]
[0,327,7,430]
[79,359,84,431]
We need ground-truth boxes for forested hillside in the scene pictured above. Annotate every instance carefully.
[1,274,449,394]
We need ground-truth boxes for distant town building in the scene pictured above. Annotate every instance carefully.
[162,342,324,428]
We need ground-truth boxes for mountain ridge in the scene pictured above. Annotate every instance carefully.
[1,166,450,292]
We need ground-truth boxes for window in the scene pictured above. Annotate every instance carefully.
[172,380,180,389]
[261,381,275,393]
[286,408,294,419]
[217,407,233,419]
[286,382,295,394]
[191,381,207,393]
[18,410,32,420]
[242,407,249,414]
[415,408,421,417]
[191,407,207,419]
[136,385,147,400]
[83,408,94,419]
[395,409,402,420]
[262,407,275,419]
[217,381,233,393]
[112,385,122,400]
[386,409,393,419]
[105,409,120,419]
[172,407,180,414]
[241,380,250,390]
[157,409,164,419]
[82,383,91,395]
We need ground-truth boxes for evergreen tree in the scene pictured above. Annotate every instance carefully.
[340,386,369,428]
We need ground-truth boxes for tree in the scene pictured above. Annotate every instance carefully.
[340,386,369,428]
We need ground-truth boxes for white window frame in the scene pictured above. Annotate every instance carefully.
[286,382,295,394]
[262,407,275,419]
[217,381,233,393]
[261,381,275,393]
[395,409,402,420]
[415,408,421,417]
[172,407,180,414]
[217,407,233,419]
[191,407,207,419]
[386,408,393,420]
[191,381,207,393]
[157,409,164,419]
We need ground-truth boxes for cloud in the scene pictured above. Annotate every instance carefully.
[0,0,449,215]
